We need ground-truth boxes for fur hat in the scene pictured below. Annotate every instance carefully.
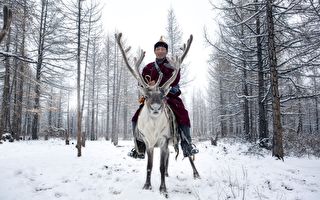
[154,36,168,50]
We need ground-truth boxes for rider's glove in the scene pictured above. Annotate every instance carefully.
[169,85,181,96]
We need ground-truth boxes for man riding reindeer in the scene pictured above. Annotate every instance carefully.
[128,37,199,159]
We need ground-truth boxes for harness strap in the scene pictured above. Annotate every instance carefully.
[165,106,179,146]
[153,61,163,77]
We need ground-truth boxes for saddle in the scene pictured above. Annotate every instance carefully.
[165,105,180,154]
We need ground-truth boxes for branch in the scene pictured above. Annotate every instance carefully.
[0,51,37,63]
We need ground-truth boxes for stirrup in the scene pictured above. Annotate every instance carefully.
[183,144,199,157]
[190,144,199,154]
[128,148,145,159]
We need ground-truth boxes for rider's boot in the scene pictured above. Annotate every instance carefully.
[128,122,145,159]
[179,125,199,157]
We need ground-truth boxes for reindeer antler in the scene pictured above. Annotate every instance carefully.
[115,33,193,91]
[180,34,193,63]
[115,33,149,88]
[160,34,193,90]
[0,5,12,44]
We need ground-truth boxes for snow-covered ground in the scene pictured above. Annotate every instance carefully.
[0,139,319,200]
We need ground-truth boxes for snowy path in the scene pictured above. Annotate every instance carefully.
[0,139,319,200]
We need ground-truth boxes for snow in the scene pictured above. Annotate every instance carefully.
[0,139,319,200]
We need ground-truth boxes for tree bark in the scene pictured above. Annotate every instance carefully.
[243,66,250,140]
[256,1,268,140]
[90,41,96,141]
[267,0,284,160]
[297,99,303,135]
[32,0,49,140]
[0,31,11,139]
[111,39,119,145]
[315,97,319,134]
[23,81,32,140]
[76,0,82,157]
[105,37,111,140]
[219,78,227,137]
[57,90,62,128]
[123,68,128,140]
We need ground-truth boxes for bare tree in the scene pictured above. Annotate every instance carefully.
[76,0,82,156]
[0,5,12,141]
[0,5,12,43]
[31,0,74,139]
[266,0,283,159]
[11,0,29,140]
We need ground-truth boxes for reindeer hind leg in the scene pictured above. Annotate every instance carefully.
[188,157,200,179]
[165,152,169,177]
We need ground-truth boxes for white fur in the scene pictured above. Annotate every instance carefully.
[137,106,170,148]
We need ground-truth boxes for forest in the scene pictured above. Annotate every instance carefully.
[0,0,319,160]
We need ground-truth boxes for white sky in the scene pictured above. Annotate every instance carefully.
[101,0,218,104]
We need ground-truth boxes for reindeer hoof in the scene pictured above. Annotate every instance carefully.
[143,183,152,190]
[160,186,168,198]
[194,173,201,179]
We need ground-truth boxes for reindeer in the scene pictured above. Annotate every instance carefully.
[0,5,12,44]
[116,33,200,196]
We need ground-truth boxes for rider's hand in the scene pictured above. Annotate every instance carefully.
[148,80,156,86]
[138,96,145,104]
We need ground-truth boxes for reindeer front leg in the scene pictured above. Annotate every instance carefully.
[143,148,154,190]
[159,144,169,195]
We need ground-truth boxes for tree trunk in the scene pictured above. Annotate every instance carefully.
[267,0,284,160]
[32,0,49,140]
[96,83,99,140]
[86,90,90,140]
[23,81,32,140]
[48,88,53,129]
[312,72,319,133]
[76,0,82,157]
[243,66,250,140]
[105,37,111,140]
[315,97,319,134]
[123,69,128,140]
[308,107,312,134]
[11,2,26,140]
[90,43,96,141]
[66,91,70,145]
[114,54,122,145]
[111,40,119,146]
[297,99,303,135]
[249,84,255,140]
[256,1,268,140]
[0,23,12,140]
[219,78,227,137]
[57,90,62,128]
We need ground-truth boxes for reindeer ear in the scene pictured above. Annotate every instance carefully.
[138,86,147,96]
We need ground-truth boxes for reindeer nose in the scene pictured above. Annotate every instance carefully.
[150,103,162,112]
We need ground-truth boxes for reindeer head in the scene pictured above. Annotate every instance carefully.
[141,86,166,117]
[115,33,192,117]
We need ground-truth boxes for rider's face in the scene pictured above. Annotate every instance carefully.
[154,47,167,59]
